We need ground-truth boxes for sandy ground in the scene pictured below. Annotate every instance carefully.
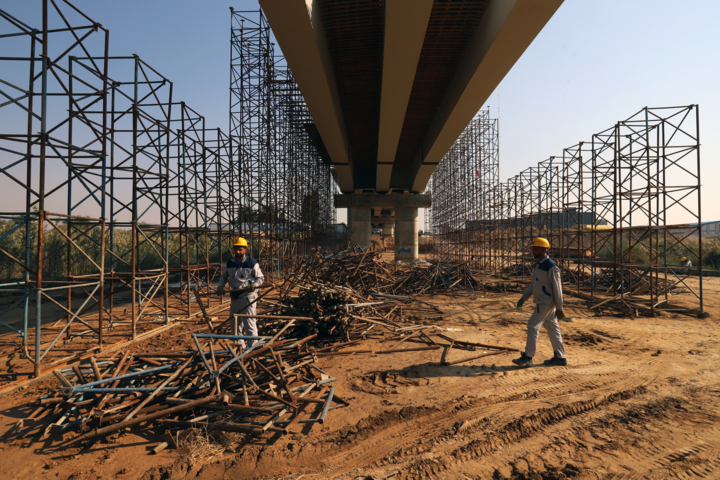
[1,276,719,479]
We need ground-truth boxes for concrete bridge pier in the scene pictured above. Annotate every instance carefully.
[395,207,418,262]
[381,222,394,237]
[336,193,430,261]
[347,206,372,249]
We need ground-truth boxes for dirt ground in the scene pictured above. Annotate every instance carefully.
[1,276,719,480]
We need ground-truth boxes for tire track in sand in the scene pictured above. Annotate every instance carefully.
[320,375,645,478]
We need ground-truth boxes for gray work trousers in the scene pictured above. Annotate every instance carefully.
[524,302,566,359]
[229,295,258,348]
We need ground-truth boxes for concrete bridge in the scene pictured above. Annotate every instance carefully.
[260,0,564,259]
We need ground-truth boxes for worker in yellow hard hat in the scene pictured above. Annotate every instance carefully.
[512,237,568,368]
[679,256,692,274]
[217,237,265,348]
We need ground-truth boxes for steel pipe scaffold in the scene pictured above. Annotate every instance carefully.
[428,106,703,316]
[0,2,335,379]
[230,9,337,277]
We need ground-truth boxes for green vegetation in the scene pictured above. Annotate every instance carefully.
[0,218,225,282]
[0,215,337,283]
[702,238,720,270]
[594,235,720,270]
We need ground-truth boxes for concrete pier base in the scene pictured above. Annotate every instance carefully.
[335,194,429,256]
[395,206,418,262]
[382,223,394,237]
[348,206,371,249]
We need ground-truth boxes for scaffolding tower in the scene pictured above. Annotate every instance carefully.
[429,106,704,315]
[230,9,337,278]
[0,2,335,379]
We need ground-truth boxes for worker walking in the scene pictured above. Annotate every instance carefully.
[216,238,265,348]
[512,237,568,368]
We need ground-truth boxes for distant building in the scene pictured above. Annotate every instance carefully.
[671,221,720,237]
[207,223,234,232]
[700,221,720,236]
[330,223,348,235]
[465,209,609,231]
[684,221,720,237]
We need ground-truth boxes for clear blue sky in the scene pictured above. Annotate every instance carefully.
[3,0,718,228]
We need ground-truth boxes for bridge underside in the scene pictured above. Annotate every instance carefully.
[261,0,563,195]
[260,0,563,259]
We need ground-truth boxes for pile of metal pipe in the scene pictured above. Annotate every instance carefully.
[15,331,347,444]
[11,246,522,450]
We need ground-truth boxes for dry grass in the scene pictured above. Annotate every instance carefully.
[176,425,244,462]
[371,234,394,253]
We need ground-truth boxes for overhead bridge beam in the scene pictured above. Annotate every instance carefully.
[334,193,431,209]
[260,0,354,191]
[376,0,434,193]
[410,0,564,192]
[262,0,563,195]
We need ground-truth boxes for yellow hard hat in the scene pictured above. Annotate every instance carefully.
[530,237,550,249]
[681,257,687,262]
[233,237,248,248]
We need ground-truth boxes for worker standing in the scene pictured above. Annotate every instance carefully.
[216,238,265,348]
[680,256,692,274]
[512,237,568,367]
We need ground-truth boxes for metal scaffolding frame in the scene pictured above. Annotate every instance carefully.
[230,9,337,277]
[0,1,335,378]
[428,109,500,270]
[428,105,703,315]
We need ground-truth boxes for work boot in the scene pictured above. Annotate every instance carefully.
[512,353,533,367]
[543,352,567,366]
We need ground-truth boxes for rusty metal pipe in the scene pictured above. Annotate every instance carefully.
[80,395,219,441]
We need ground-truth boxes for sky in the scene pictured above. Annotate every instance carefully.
[2,0,719,229]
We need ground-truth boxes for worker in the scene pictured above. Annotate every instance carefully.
[512,237,568,367]
[216,238,264,348]
[680,256,692,274]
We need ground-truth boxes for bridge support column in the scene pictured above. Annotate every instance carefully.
[395,207,418,262]
[347,206,371,249]
[382,223,394,237]
[335,194,429,255]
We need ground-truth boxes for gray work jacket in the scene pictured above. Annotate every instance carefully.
[218,255,264,299]
[520,256,563,311]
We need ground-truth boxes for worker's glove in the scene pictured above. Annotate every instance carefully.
[516,299,525,311]
[556,310,566,320]
[216,286,225,296]
[250,284,257,292]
